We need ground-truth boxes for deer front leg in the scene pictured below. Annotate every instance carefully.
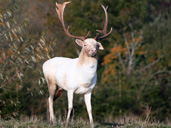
[65,90,74,128]
[84,92,94,128]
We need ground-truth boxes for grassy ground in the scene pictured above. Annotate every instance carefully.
[0,117,171,128]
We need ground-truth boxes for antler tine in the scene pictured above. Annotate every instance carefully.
[56,1,90,41]
[85,31,91,38]
[94,4,112,40]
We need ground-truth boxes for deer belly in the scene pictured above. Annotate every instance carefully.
[74,73,97,94]
[74,86,94,94]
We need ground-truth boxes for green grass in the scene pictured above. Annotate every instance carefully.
[0,117,170,128]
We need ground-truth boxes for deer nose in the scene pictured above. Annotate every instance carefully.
[91,49,97,53]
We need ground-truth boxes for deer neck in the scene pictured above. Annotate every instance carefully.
[78,49,98,69]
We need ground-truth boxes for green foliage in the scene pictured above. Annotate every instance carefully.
[100,5,171,121]
[0,4,53,119]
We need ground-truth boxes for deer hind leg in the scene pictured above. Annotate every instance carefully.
[48,82,56,126]
[48,80,64,126]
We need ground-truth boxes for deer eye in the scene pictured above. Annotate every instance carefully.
[84,44,87,47]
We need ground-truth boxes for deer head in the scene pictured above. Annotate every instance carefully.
[56,1,112,57]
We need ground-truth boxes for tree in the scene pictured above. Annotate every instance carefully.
[0,4,53,119]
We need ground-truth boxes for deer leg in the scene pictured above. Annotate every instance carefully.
[48,83,57,126]
[48,96,56,126]
[65,90,74,128]
[84,92,94,128]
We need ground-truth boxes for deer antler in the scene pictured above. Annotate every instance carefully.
[56,1,90,41]
[94,4,112,40]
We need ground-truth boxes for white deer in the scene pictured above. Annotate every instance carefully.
[43,1,112,128]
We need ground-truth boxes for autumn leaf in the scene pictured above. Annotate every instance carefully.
[0,59,3,63]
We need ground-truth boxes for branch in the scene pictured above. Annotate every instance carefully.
[118,52,125,72]
[0,65,24,89]
[129,23,134,44]
[128,43,135,75]
[150,68,171,79]
[134,31,143,50]
[123,33,131,57]
[140,55,164,72]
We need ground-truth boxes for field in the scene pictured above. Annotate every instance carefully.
[0,116,170,128]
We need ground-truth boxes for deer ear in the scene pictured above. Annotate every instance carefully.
[75,39,84,47]
[98,42,104,50]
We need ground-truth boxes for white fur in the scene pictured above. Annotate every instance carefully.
[43,57,97,93]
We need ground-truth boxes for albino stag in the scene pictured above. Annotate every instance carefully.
[43,1,112,127]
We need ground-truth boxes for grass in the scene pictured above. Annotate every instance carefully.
[0,116,171,128]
